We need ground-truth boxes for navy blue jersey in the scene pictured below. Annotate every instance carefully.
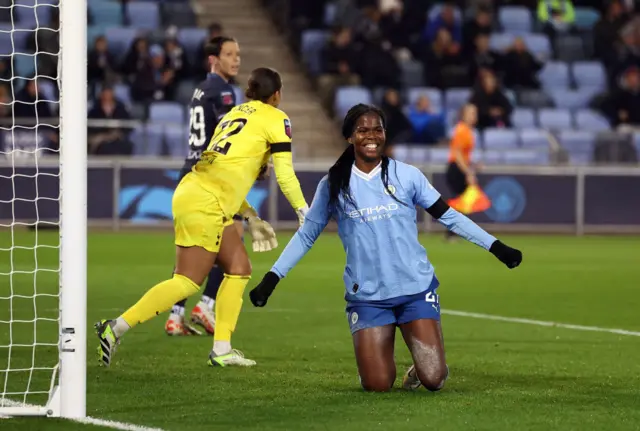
[181,73,236,177]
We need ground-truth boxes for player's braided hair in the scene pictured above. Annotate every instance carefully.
[328,104,407,212]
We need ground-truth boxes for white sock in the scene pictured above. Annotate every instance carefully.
[113,317,131,338]
[200,295,215,311]
[213,340,231,356]
[171,305,185,316]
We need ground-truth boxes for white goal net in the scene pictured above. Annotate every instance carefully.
[0,0,86,419]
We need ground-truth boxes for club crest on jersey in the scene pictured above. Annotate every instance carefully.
[284,119,292,139]
[384,184,396,196]
[221,92,233,105]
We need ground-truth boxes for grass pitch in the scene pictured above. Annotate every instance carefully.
[1,231,640,430]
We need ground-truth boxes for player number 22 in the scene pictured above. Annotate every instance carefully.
[209,119,247,155]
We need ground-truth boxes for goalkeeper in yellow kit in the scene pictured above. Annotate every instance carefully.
[96,68,309,367]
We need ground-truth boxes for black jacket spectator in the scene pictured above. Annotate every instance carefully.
[164,38,190,81]
[88,87,133,155]
[470,71,513,130]
[131,45,177,102]
[88,36,117,85]
[321,27,360,75]
[608,67,640,126]
[121,37,150,79]
[358,37,401,89]
[463,7,494,55]
[470,34,502,81]
[594,1,628,62]
[421,28,469,89]
[380,89,412,144]
[502,37,543,89]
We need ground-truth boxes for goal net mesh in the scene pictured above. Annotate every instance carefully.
[0,0,61,409]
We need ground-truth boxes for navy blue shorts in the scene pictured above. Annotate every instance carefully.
[345,277,440,334]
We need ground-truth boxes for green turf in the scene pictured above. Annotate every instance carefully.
[1,231,640,430]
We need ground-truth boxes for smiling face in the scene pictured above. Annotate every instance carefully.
[349,112,386,163]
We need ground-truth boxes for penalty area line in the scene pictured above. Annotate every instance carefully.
[0,399,165,431]
[443,309,640,337]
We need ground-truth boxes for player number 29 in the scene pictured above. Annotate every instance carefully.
[209,118,247,155]
[188,106,206,148]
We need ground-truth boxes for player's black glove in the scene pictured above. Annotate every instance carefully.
[489,240,522,269]
[249,271,281,307]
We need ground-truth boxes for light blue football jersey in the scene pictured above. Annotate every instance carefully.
[271,159,496,302]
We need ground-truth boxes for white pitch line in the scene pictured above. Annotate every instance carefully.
[443,309,640,337]
[0,399,165,431]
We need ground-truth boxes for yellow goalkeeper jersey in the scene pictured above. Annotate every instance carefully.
[191,100,306,218]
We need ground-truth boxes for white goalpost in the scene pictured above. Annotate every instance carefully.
[0,0,86,419]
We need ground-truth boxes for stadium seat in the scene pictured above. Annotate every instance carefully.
[161,2,197,27]
[538,108,573,129]
[444,88,471,111]
[503,149,549,165]
[334,86,372,119]
[232,85,244,104]
[558,129,596,152]
[538,61,570,90]
[87,25,107,48]
[407,87,442,110]
[132,124,164,156]
[127,2,161,29]
[512,108,537,128]
[518,90,554,108]
[499,6,532,33]
[522,34,552,59]
[574,109,610,131]
[483,128,519,150]
[0,25,29,55]
[105,27,139,60]
[301,30,329,75]
[176,80,195,106]
[89,1,123,27]
[550,89,594,110]
[481,150,503,165]
[323,2,337,26]
[38,79,57,102]
[520,128,549,149]
[489,33,514,52]
[391,144,410,163]
[177,28,207,65]
[572,62,607,91]
[555,35,586,63]
[12,54,35,78]
[15,4,54,28]
[633,133,640,157]
[410,147,430,164]
[149,102,184,124]
[400,60,424,88]
[164,124,189,158]
[426,148,449,164]
[130,125,147,156]
[113,83,132,107]
[574,7,600,31]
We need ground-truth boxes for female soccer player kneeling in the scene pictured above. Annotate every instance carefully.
[249,104,523,392]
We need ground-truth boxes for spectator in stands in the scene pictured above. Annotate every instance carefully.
[380,88,412,144]
[470,34,501,82]
[27,7,59,79]
[196,23,223,78]
[358,34,401,89]
[163,28,190,82]
[423,2,462,45]
[502,37,543,89]
[407,95,447,144]
[131,45,177,103]
[88,87,133,155]
[318,26,361,113]
[121,36,150,78]
[537,0,575,40]
[421,28,469,89]
[463,6,493,55]
[594,0,628,64]
[13,80,57,152]
[88,36,117,88]
[612,21,640,82]
[470,70,513,130]
[609,67,640,127]
[353,5,383,42]
[379,0,413,53]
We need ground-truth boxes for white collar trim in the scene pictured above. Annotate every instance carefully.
[352,162,382,181]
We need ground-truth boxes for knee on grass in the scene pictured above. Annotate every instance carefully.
[416,364,448,392]
[360,373,395,392]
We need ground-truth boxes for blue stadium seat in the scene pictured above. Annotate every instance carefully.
[89,1,123,27]
[550,89,594,110]
[400,60,424,87]
[105,27,138,60]
[523,34,552,59]
[574,7,600,31]
[334,86,372,119]
[324,2,337,26]
[558,130,596,153]
[512,108,536,128]
[113,83,132,107]
[575,109,610,131]
[483,128,519,150]
[127,2,161,29]
[149,102,184,124]
[130,125,146,156]
[633,133,640,157]
[411,147,430,164]
[176,80,195,105]
[12,54,35,78]
[572,61,606,91]
[499,6,532,33]
[444,88,471,111]
[391,144,410,163]
[160,2,197,27]
[481,150,503,165]
[518,90,554,108]
[538,61,570,90]
[555,35,586,63]
[489,33,514,52]
[426,148,449,164]
[503,149,549,165]
[538,108,573,129]
[0,25,31,55]
[15,4,54,28]
[132,124,164,156]
[87,26,107,48]
[38,79,57,102]
[407,87,442,110]
[164,124,189,158]
[519,129,549,149]
[232,85,244,104]
[301,30,328,75]
[177,28,207,65]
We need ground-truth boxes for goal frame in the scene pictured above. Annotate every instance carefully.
[0,0,87,419]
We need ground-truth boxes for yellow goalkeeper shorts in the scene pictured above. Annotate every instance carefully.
[172,174,234,253]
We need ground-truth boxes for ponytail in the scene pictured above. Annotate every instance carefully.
[328,144,356,211]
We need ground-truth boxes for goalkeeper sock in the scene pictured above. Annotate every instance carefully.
[121,274,200,330]
[213,274,250,347]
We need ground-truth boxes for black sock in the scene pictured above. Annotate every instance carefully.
[203,265,225,301]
